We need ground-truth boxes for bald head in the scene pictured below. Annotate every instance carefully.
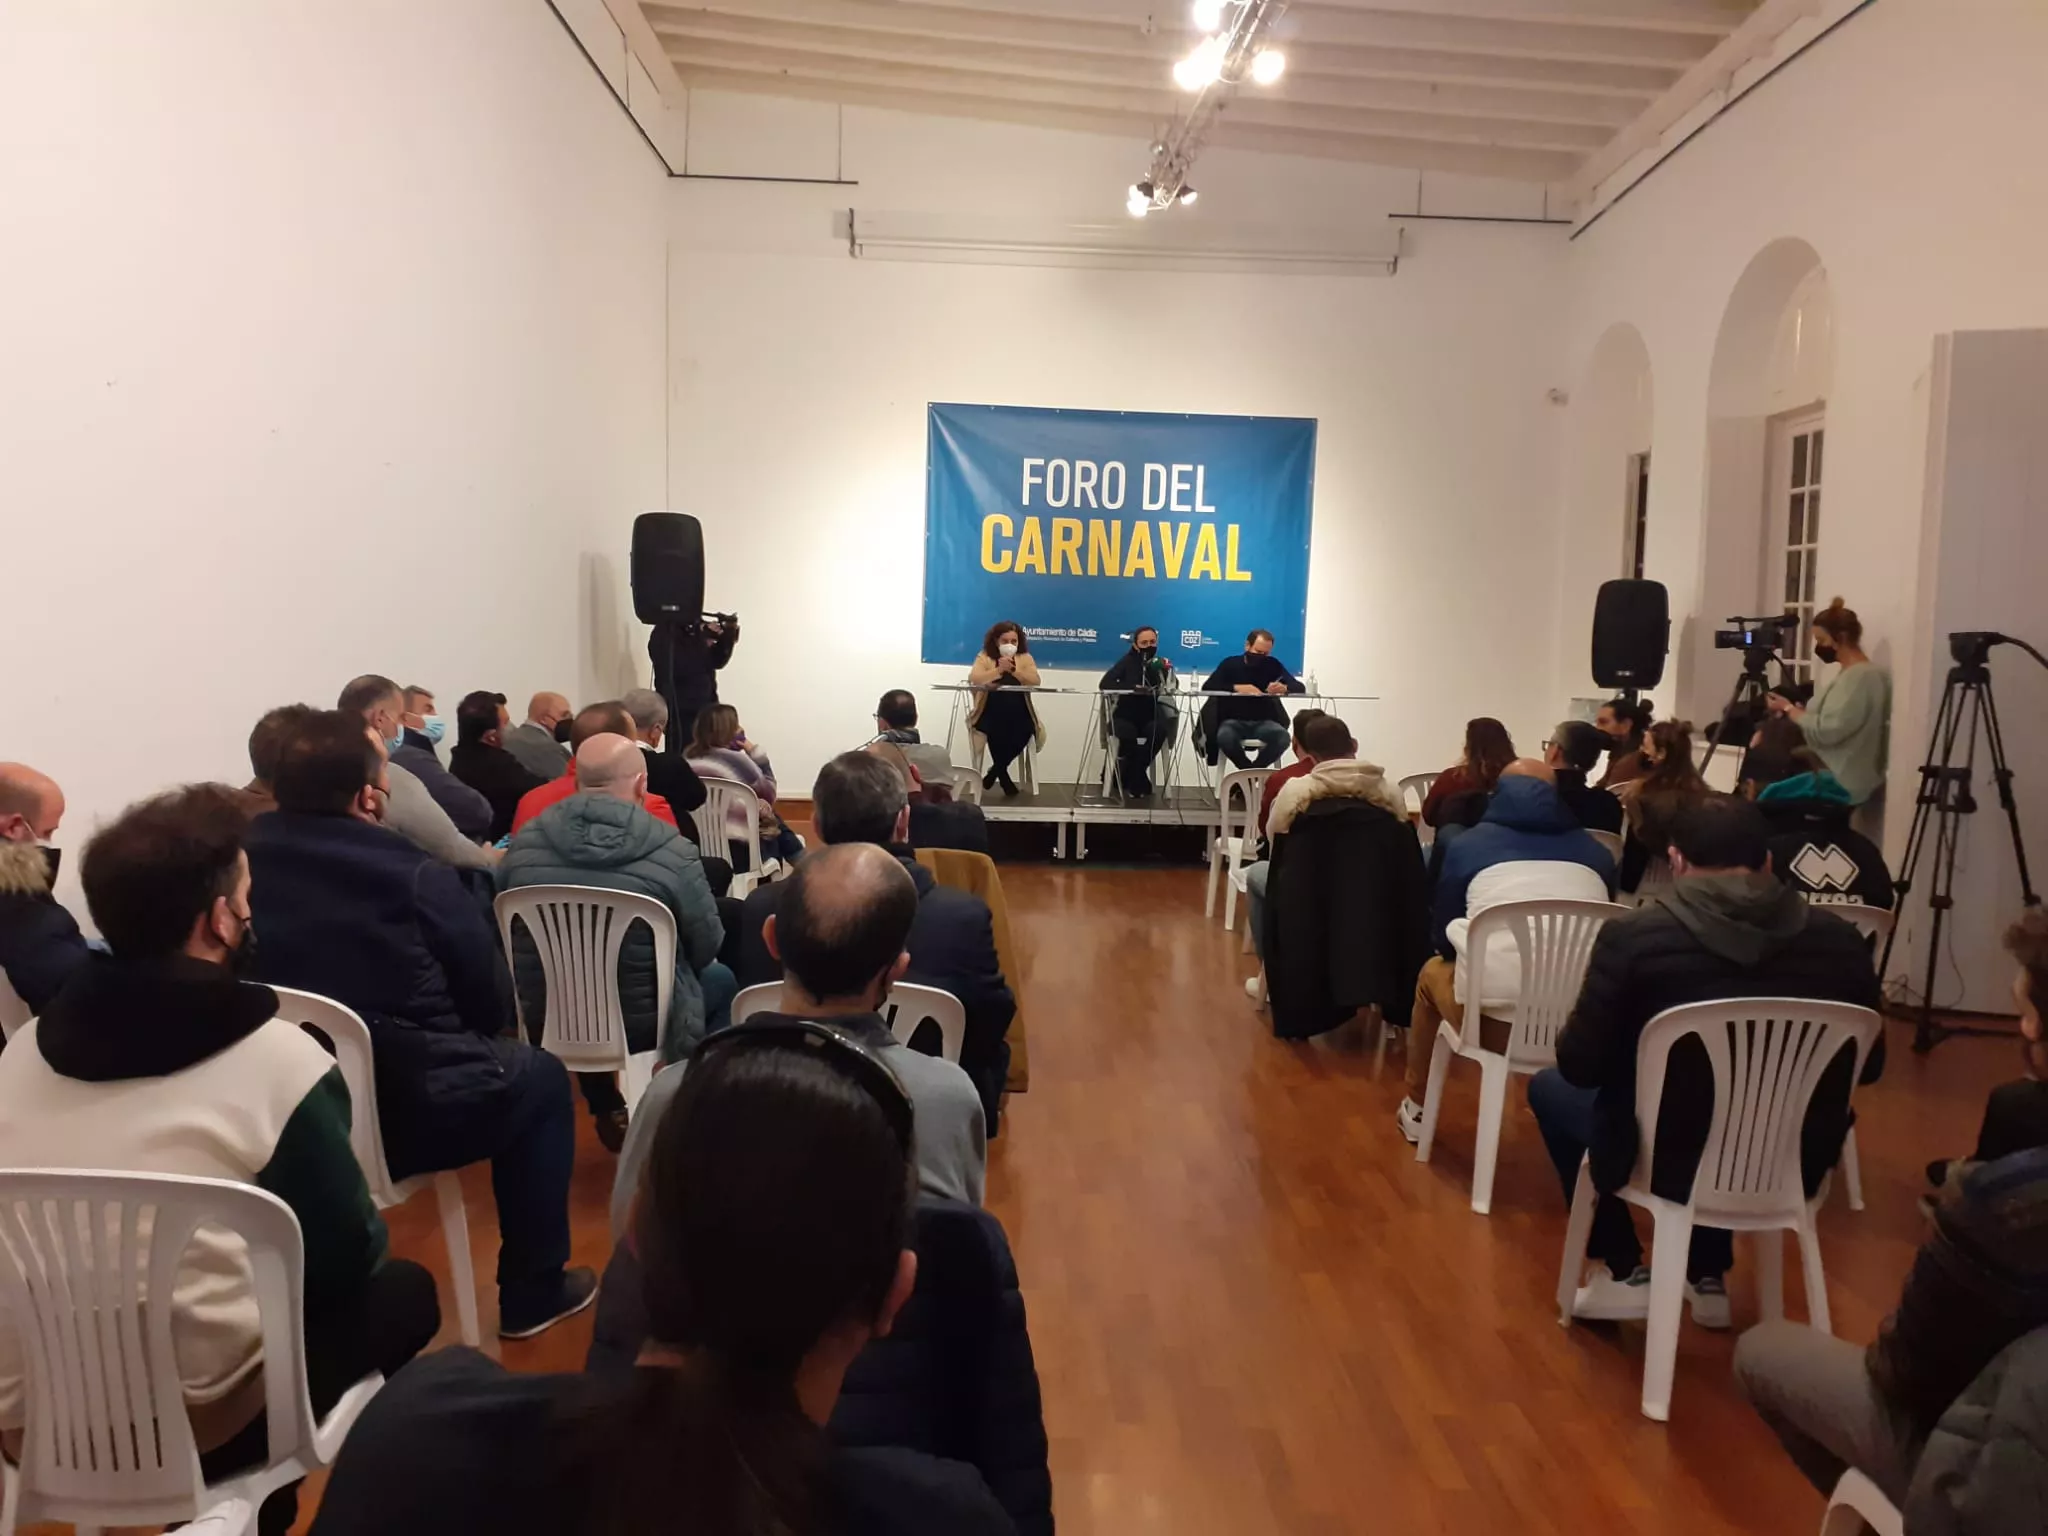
[0,764,64,843]
[1500,757,1556,786]
[527,692,571,730]
[576,734,647,802]
[766,843,919,1004]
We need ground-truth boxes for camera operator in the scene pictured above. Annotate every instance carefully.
[1768,598,1890,810]
[649,613,739,755]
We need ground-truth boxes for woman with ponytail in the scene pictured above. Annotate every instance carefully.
[309,1024,1015,1536]
[1771,597,1891,808]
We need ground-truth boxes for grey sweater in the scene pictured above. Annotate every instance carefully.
[383,762,494,871]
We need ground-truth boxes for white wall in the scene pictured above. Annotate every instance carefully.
[656,98,1572,794]
[0,2,667,905]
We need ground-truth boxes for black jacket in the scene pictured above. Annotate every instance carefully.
[639,745,707,819]
[245,811,514,1163]
[0,840,90,1016]
[587,1199,1051,1536]
[737,850,1014,1126]
[1554,770,1624,834]
[1099,647,1174,727]
[1554,875,1884,1201]
[910,800,992,855]
[1263,799,1430,1040]
[649,619,739,722]
[391,741,493,842]
[1758,781,1895,910]
[1198,653,1303,749]
[449,739,548,844]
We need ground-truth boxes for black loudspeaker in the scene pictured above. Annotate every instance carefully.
[1591,578,1669,690]
[631,513,705,624]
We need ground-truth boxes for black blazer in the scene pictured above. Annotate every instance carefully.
[449,740,547,843]
[639,745,708,818]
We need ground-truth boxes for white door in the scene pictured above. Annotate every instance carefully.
[1767,410,1825,686]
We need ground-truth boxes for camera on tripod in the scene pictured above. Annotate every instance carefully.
[1714,613,1798,654]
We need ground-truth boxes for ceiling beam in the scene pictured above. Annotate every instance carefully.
[667,64,1585,181]
[1272,6,1724,65]
[600,0,688,104]
[1282,0,1757,36]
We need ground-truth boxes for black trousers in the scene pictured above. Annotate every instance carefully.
[977,690,1035,777]
[200,1258,441,1535]
[1112,704,1179,795]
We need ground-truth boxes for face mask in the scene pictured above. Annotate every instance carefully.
[553,717,575,744]
[417,714,447,746]
[1813,643,1838,666]
[998,642,1018,658]
[1138,643,1157,658]
[225,911,258,976]
[38,844,60,885]
[1246,650,1262,663]
[383,717,406,752]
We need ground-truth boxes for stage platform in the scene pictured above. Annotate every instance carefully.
[975,781,1222,859]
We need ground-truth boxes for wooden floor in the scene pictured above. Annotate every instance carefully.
[286,862,2013,1534]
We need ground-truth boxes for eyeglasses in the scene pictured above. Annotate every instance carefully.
[689,1017,915,1154]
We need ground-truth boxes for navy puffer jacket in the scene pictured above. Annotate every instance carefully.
[498,795,723,1059]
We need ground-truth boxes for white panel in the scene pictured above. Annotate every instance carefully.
[682,89,844,180]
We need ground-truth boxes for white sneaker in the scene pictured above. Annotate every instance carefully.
[1244,974,1263,999]
[1687,1275,1732,1330]
[1571,1264,1652,1321]
[1395,1097,1424,1145]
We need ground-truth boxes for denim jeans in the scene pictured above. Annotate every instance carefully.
[1245,860,1270,958]
[1216,718,1290,769]
[1526,1068,1733,1281]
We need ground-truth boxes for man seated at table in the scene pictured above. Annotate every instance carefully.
[1201,628,1305,770]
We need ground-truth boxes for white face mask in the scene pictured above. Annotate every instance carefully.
[998,642,1018,658]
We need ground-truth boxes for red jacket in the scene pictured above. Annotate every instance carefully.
[511,762,677,836]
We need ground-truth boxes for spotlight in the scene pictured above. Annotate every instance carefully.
[1250,48,1286,85]
[1191,0,1225,31]
[1176,185,1198,206]
[1173,36,1224,91]
[1127,181,1154,217]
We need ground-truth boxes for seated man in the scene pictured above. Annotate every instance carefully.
[1202,627,1305,770]
[337,674,495,868]
[1733,908,2048,1507]
[1752,749,1895,910]
[499,733,734,1151]
[1530,797,1880,1328]
[511,700,678,835]
[864,740,992,856]
[1100,626,1178,797]
[398,684,447,756]
[1545,720,1625,834]
[245,711,591,1340]
[871,687,958,793]
[503,691,572,781]
[1395,760,1615,1143]
[614,843,988,1237]
[0,784,438,1536]
[737,751,1014,1129]
[346,673,491,843]
[0,762,89,1018]
[621,686,709,822]
[234,703,320,819]
[1240,709,1332,979]
[447,690,547,843]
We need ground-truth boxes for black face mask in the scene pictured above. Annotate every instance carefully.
[1813,643,1838,665]
[228,913,259,977]
[552,717,575,744]
[1137,644,1157,658]
[39,844,60,885]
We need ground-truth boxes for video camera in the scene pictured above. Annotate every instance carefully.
[1714,613,1798,652]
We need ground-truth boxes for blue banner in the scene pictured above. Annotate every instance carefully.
[921,403,1316,672]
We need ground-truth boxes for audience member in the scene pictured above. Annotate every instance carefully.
[499,734,734,1152]
[866,742,993,856]
[619,844,988,1230]
[738,752,1012,1127]
[1545,720,1625,834]
[1595,696,1653,788]
[1753,754,1896,911]
[1734,919,2048,1505]
[235,703,320,819]
[245,711,590,1339]
[1421,717,1515,829]
[1201,628,1305,770]
[510,700,678,836]
[337,674,495,867]
[872,688,958,792]
[1240,709,1330,976]
[310,1013,1012,1536]
[1530,797,1880,1329]
[1614,718,1709,891]
[504,691,573,781]
[1394,760,1616,1142]
[447,690,547,843]
[1260,716,1430,1041]
[399,684,445,756]
[621,686,709,822]
[686,703,804,867]
[0,785,438,1535]
[0,763,88,1017]
[968,621,1042,797]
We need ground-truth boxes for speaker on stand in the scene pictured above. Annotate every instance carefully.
[1591,578,1669,699]
[631,513,705,624]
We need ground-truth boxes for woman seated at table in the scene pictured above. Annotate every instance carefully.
[968,620,1043,797]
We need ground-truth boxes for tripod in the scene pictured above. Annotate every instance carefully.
[1699,647,1779,777]
[1882,635,2043,1052]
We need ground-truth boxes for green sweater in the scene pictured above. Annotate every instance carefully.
[1803,661,1891,804]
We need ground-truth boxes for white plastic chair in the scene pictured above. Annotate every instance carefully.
[0,970,30,1041]
[950,766,984,806]
[731,981,967,1063]
[493,885,673,1113]
[268,986,480,1348]
[1398,772,1440,848]
[1822,903,1895,1213]
[1555,997,1881,1421]
[0,1169,384,1536]
[690,779,773,897]
[1628,849,1676,907]
[1820,1468,1903,1536]
[1588,828,1626,864]
[1416,900,1623,1213]
[1205,768,1273,931]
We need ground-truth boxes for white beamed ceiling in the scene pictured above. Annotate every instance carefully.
[636,0,1763,184]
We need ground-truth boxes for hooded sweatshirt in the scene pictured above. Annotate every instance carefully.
[1432,775,1617,1003]
[1268,756,1408,836]
[1758,771,1896,909]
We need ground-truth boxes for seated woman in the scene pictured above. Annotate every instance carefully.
[306,1021,1017,1536]
[968,620,1043,797]
[1420,717,1514,830]
[685,703,804,868]
[1613,719,1708,893]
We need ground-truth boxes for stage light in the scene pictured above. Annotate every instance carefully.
[1250,48,1285,85]
[1177,185,1198,206]
[1174,36,1224,91]
[1191,0,1225,32]
[1127,182,1153,217]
